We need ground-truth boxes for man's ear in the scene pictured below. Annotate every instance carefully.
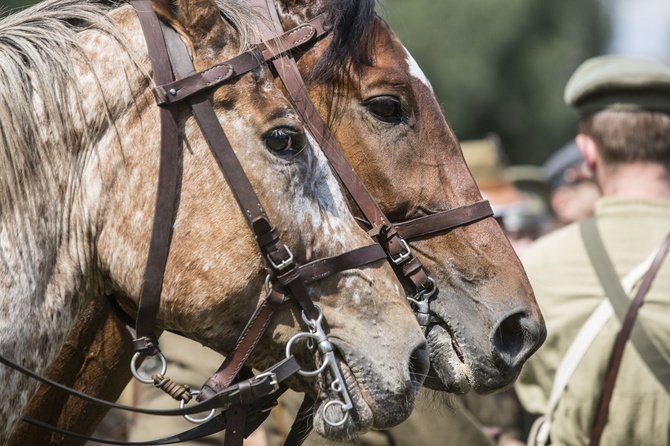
[575,133,599,175]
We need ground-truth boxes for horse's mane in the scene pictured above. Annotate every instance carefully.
[0,0,263,240]
[0,0,124,241]
[310,0,378,86]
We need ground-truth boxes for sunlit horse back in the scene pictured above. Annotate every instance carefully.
[0,0,428,442]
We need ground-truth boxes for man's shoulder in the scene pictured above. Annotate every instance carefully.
[522,222,583,267]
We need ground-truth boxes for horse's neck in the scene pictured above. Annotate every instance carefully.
[0,215,91,442]
[0,6,150,441]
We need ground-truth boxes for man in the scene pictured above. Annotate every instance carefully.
[515,55,670,445]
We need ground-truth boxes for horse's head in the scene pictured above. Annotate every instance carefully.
[84,0,427,437]
[272,0,546,394]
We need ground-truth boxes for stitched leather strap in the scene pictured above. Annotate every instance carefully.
[154,17,327,105]
[130,0,180,355]
[394,200,493,240]
[22,371,290,445]
[589,232,670,445]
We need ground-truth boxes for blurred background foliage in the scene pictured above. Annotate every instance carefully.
[1,0,610,164]
[381,0,610,165]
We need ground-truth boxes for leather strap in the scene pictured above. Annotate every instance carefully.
[199,288,285,401]
[581,218,670,393]
[130,0,180,356]
[581,220,670,445]
[246,0,493,297]
[5,351,299,417]
[154,16,327,105]
[224,404,247,446]
[394,200,493,240]
[528,244,663,446]
[24,385,286,445]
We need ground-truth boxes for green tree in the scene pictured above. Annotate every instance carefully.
[1,0,38,14]
[382,0,610,165]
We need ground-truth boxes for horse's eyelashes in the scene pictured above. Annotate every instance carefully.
[364,96,405,124]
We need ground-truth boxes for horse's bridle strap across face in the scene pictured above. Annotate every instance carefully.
[131,0,182,356]
[394,200,493,240]
[153,16,327,106]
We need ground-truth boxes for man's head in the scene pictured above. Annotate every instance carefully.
[565,55,670,174]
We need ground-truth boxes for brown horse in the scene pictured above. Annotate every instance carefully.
[0,0,430,443]
[267,0,545,393]
[13,0,546,443]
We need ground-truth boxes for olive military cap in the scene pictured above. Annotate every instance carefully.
[564,55,670,114]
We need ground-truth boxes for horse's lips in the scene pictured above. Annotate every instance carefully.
[425,323,473,393]
[311,355,374,439]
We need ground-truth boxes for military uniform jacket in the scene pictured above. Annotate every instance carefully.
[516,198,670,445]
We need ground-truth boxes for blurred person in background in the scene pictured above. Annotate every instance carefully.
[542,140,601,228]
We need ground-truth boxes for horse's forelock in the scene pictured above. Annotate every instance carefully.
[308,0,378,125]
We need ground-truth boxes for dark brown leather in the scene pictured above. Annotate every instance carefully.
[394,200,493,240]
[154,17,327,105]
[199,289,286,402]
[159,15,396,406]
[225,405,247,446]
[589,232,670,446]
[247,0,493,298]
[130,0,180,356]
[298,243,386,284]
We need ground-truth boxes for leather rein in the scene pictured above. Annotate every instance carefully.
[12,1,493,445]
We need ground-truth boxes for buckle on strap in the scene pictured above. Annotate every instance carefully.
[267,245,294,271]
[253,371,279,392]
[389,238,412,265]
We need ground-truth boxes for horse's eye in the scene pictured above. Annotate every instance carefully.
[365,96,404,123]
[265,127,305,153]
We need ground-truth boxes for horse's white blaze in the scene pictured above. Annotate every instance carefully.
[403,46,432,90]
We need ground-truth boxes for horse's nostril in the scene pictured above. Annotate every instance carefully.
[492,311,541,370]
[409,343,430,394]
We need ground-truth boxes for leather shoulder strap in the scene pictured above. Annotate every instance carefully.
[580,218,670,393]
[585,222,670,445]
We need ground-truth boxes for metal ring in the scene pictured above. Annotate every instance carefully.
[130,352,167,384]
[265,273,272,296]
[181,390,217,424]
[286,332,329,376]
[322,399,350,427]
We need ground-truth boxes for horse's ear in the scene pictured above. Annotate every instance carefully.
[151,0,231,52]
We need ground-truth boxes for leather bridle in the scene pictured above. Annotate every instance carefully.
[11,1,494,445]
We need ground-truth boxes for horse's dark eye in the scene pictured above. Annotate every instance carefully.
[365,96,404,123]
[264,127,306,155]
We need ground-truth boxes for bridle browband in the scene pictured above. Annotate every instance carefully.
[12,1,494,445]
